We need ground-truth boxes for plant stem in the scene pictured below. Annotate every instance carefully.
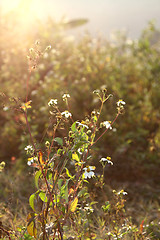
[25,71,31,103]
[24,111,37,152]
[92,112,120,146]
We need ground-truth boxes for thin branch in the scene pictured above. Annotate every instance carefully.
[92,112,120,146]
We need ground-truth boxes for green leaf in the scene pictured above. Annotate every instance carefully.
[60,182,69,203]
[93,115,97,122]
[62,206,66,214]
[70,197,78,212]
[29,193,36,211]
[34,170,42,189]
[71,122,77,132]
[78,188,87,197]
[72,153,79,162]
[39,191,48,202]
[57,149,62,155]
[65,168,74,180]
[47,171,53,180]
[54,137,63,146]
[90,201,98,206]
[68,150,72,159]
[73,141,89,151]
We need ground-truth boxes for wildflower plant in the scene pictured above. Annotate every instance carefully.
[2,42,129,240]
[21,86,126,239]
[13,43,129,240]
[19,77,116,240]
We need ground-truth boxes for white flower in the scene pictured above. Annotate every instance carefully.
[117,190,128,196]
[77,122,89,129]
[100,157,113,165]
[27,156,38,166]
[25,145,34,155]
[122,191,128,195]
[101,121,112,129]
[25,145,33,152]
[62,93,70,100]
[48,99,58,106]
[77,148,87,155]
[93,89,100,94]
[27,157,34,166]
[77,148,83,155]
[84,204,94,213]
[83,166,96,179]
[61,110,72,118]
[27,161,32,166]
[3,106,9,111]
[117,99,126,107]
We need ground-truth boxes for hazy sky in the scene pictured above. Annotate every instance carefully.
[1,0,160,39]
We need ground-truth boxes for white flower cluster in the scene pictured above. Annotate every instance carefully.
[84,204,94,213]
[77,122,89,129]
[117,190,128,195]
[101,121,112,129]
[48,99,58,106]
[25,145,34,153]
[27,156,38,166]
[83,166,96,179]
[100,157,113,165]
[24,145,34,154]
[62,93,70,101]
[61,110,72,118]
[117,99,126,107]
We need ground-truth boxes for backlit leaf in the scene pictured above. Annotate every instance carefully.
[29,193,36,211]
[39,191,48,202]
[35,170,42,189]
[72,153,79,162]
[65,168,74,179]
[71,122,77,132]
[70,197,78,212]
[27,220,37,238]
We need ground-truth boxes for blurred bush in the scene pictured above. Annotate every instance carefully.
[0,11,160,187]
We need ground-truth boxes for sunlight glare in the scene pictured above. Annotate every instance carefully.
[1,0,46,20]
